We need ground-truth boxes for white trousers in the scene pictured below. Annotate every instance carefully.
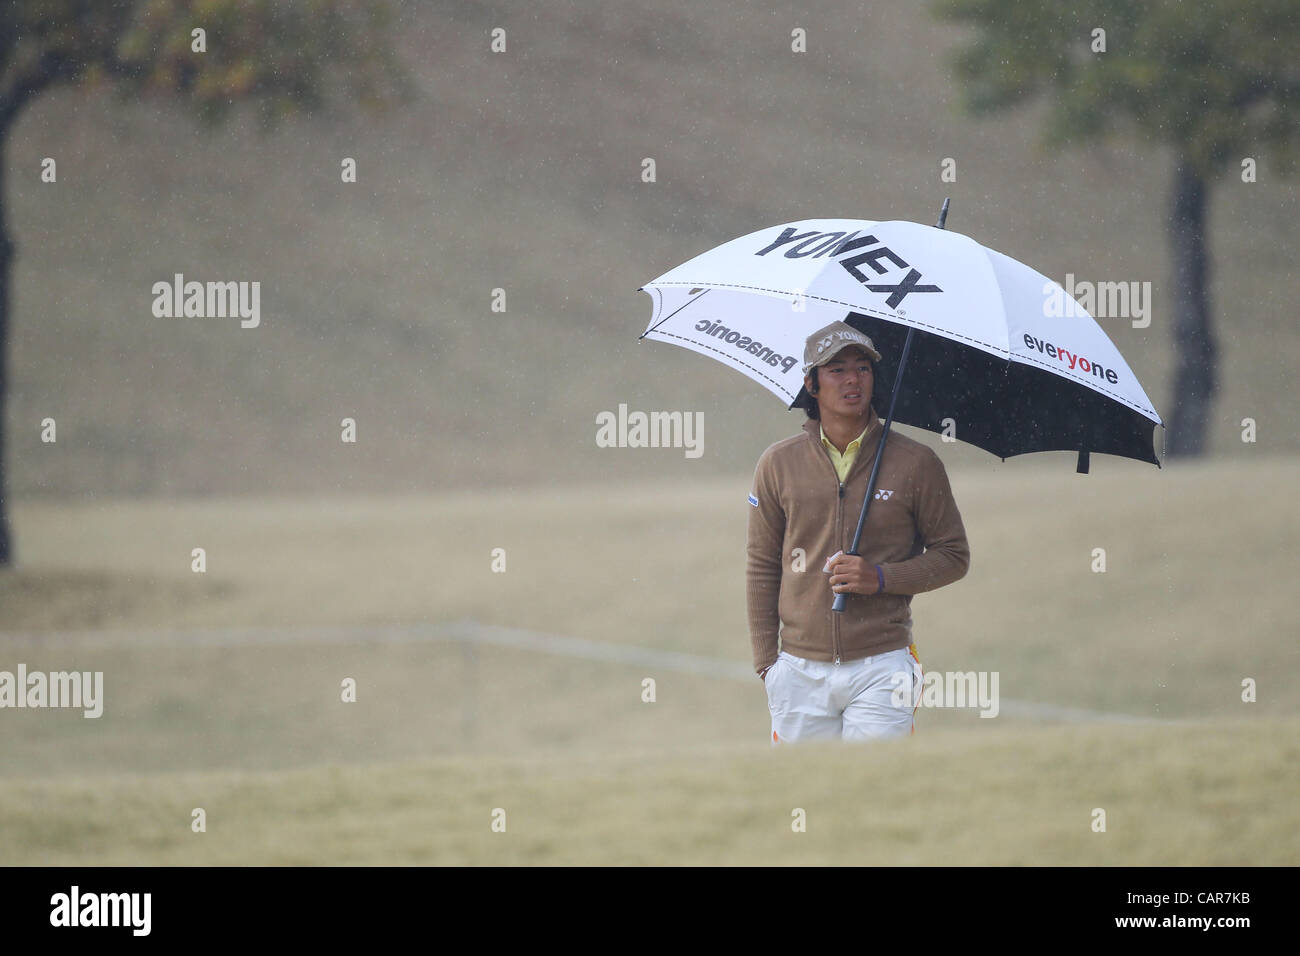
[764,645,922,743]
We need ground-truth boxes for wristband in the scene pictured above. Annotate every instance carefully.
[874,564,886,594]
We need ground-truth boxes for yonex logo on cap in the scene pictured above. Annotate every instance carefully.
[802,321,881,374]
[819,330,868,355]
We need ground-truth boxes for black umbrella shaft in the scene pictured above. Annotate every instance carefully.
[846,326,914,558]
[833,198,948,614]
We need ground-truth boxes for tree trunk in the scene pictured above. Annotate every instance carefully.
[0,122,12,565]
[1165,158,1217,458]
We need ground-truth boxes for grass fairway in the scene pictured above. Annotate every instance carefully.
[2,718,1295,865]
[2,456,1297,864]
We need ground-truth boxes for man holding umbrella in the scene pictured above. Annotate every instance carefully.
[644,210,1160,737]
[747,320,971,743]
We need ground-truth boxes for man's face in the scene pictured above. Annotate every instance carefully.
[807,346,873,418]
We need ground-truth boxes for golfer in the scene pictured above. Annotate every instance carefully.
[747,320,970,742]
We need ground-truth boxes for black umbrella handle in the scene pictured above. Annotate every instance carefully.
[832,198,948,614]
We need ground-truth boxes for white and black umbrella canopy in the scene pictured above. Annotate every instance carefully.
[639,218,1163,467]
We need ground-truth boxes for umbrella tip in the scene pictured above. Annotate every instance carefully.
[936,197,951,230]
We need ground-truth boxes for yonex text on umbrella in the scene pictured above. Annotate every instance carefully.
[755,228,942,309]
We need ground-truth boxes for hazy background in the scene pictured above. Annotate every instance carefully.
[0,0,1296,865]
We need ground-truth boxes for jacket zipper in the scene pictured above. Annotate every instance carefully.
[835,479,843,663]
[820,416,883,666]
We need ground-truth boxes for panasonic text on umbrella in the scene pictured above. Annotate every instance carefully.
[755,228,942,309]
[692,318,800,374]
[595,403,703,458]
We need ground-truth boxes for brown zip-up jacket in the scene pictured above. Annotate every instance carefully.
[746,406,970,673]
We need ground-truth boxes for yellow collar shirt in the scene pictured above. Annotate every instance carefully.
[820,423,871,482]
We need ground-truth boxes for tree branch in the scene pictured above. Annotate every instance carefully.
[0,50,80,130]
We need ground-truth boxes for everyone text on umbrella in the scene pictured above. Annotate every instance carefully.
[1023,333,1120,384]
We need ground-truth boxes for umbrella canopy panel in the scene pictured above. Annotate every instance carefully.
[802,312,1162,465]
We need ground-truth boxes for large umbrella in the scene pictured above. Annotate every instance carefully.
[638,200,1164,611]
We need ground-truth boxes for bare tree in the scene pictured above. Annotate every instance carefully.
[0,0,411,563]
[936,0,1299,457]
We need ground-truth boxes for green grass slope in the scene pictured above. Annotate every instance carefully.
[6,0,1296,499]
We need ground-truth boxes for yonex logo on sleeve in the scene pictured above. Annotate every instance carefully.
[748,494,759,507]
